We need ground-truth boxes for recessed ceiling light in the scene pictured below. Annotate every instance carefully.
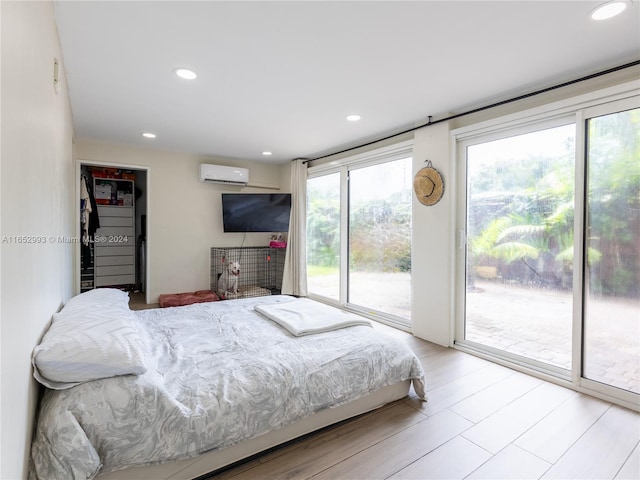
[142,132,156,139]
[174,68,197,80]
[590,0,628,20]
[262,151,273,156]
[346,114,362,122]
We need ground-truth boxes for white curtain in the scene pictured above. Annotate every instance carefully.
[281,159,308,296]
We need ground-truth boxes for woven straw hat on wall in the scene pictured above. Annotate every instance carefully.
[413,163,444,206]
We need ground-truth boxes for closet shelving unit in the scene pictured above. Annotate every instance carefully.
[93,178,136,288]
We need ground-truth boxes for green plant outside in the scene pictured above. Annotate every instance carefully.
[468,109,639,297]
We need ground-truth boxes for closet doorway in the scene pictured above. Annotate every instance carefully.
[76,161,149,304]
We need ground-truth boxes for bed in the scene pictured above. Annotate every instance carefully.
[30,288,426,480]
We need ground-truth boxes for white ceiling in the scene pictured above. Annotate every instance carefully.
[53,1,640,164]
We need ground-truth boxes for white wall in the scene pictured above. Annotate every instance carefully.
[411,122,454,346]
[0,1,75,478]
[75,141,289,303]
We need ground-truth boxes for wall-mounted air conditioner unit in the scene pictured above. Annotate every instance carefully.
[199,164,249,186]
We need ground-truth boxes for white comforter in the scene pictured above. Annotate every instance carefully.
[30,295,426,480]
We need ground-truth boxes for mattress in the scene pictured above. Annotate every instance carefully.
[94,381,411,480]
[31,294,426,480]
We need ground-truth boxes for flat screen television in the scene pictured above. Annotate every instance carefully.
[221,193,291,232]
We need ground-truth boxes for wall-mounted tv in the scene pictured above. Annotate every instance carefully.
[221,193,291,233]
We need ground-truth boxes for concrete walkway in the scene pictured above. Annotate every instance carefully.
[308,272,639,394]
[466,280,639,394]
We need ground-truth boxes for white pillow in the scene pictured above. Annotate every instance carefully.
[32,288,147,390]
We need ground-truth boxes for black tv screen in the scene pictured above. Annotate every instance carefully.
[222,193,291,232]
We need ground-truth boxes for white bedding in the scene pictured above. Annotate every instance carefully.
[31,288,148,390]
[30,295,426,480]
[254,298,372,336]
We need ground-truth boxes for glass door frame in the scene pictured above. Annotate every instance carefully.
[306,140,414,330]
[455,116,578,383]
[453,83,639,411]
[578,96,639,408]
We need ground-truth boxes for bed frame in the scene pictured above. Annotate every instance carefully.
[96,381,410,480]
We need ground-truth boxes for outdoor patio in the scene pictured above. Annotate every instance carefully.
[308,273,639,394]
[467,280,639,394]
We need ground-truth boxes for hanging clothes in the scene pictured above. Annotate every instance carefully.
[80,175,92,245]
[86,173,100,236]
[80,172,100,273]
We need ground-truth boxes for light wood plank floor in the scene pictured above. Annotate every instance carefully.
[204,323,640,480]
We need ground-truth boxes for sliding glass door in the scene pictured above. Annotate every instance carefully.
[457,93,639,407]
[463,122,576,374]
[306,142,413,328]
[306,173,341,301]
[348,159,412,321]
[583,104,639,394]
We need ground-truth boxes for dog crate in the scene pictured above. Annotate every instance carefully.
[210,247,286,299]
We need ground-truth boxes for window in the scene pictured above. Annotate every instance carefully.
[464,123,576,373]
[306,142,413,327]
[348,159,412,321]
[306,173,341,301]
[583,104,639,394]
[455,88,639,408]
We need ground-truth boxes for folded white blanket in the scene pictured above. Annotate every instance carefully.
[254,298,372,336]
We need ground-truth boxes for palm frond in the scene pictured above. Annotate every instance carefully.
[555,246,573,262]
[491,242,539,262]
[496,224,545,243]
[556,246,602,265]
[545,202,574,228]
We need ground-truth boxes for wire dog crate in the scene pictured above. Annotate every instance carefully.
[211,247,286,299]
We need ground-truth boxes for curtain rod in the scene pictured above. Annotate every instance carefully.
[298,59,639,164]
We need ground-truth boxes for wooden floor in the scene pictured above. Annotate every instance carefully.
[129,291,159,310]
[206,324,640,480]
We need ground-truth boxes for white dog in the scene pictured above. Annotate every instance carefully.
[217,261,240,297]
